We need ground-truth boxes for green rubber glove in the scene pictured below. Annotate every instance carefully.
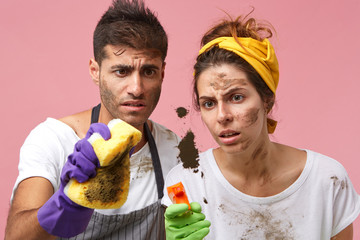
[165,202,211,240]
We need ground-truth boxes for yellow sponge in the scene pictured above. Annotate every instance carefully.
[64,119,142,209]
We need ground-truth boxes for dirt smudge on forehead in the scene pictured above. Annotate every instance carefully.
[176,107,189,118]
[209,73,248,91]
[210,79,233,91]
[177,130,199,170]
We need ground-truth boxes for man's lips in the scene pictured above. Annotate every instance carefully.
[121,101,146,107]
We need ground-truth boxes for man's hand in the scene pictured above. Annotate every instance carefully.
[165,202,211,240]
[37,123,111,238]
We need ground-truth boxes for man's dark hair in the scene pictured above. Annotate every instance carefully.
[93,0,168,65]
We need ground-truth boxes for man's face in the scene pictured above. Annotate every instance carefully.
[91,45,165,129]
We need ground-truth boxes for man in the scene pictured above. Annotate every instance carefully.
[5,0,180,239]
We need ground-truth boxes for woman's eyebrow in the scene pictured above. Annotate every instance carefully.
[223,86,247,95]
[199,95,215,101]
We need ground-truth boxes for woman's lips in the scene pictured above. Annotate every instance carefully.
[218,130,240,145]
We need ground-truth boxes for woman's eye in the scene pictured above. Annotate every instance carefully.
[203,101,214,108]
[232,94,244,102]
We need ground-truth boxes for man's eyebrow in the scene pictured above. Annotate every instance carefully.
[110,64,134,70]
[140,64,160,70]
[110,64,160,71]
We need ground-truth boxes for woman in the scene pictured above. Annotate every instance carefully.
[162,14,360,239]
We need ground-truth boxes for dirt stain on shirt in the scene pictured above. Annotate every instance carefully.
[331,175,348,189]
[217,203,295,239]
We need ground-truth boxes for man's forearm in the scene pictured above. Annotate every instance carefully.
[5,208,56,240]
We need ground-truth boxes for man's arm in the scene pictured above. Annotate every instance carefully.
[331,224,353,240]
[5,177,56,240]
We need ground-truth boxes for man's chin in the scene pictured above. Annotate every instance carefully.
[117,117,148,129]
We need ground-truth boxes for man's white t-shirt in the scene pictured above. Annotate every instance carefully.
[12,117,181,215]
[162,148,360,239]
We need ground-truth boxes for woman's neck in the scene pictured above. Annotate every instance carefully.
[214,137,276,180]
[213,139,306,197]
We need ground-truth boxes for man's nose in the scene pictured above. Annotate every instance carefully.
[127,73,144,97]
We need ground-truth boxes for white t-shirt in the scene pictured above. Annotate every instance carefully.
[12,117,181,215]
[162,148,360,239]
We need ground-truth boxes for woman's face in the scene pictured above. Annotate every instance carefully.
[197,63,268,154]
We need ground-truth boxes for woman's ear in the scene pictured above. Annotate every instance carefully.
[89,58,100,85]
[264,95,275,113]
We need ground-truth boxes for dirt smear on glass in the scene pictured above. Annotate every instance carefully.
[175,106,200,171]
[176,107,189,118]
[177,130,199,170]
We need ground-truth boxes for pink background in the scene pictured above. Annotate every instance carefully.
[1,0,359,238]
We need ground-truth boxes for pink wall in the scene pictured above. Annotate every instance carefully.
[1,0,359,238]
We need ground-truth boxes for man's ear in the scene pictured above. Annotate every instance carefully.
[161,62,166,81]
[89,58,100,85]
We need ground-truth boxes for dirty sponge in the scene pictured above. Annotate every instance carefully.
[64,119,142,209]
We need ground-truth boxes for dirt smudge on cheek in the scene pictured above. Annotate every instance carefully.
[239,108,260,128]
[99,80,117,110]
[177,130,200,170]
[238,136,252,151]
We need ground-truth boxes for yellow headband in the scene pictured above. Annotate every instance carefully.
[198,37,279,133]
[198,37,279,93]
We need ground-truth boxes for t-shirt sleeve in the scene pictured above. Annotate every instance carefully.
[331,164,360,236]
[11,122,64,201]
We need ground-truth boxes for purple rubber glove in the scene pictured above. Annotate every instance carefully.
[37,123,111,238]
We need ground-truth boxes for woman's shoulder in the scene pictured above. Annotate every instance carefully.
[305,149,349,178]
[275,143,347,176]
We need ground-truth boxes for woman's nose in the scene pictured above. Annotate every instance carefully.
[217,103,233,124]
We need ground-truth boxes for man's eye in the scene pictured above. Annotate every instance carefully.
[115,69,128,76]
[143,69,156,77]
[232,94,244,102]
